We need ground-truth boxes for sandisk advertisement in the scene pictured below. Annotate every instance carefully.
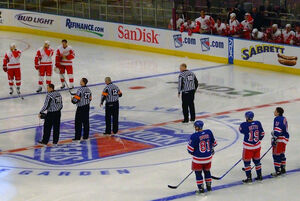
[118,25,159,44]
[234,39,300,68]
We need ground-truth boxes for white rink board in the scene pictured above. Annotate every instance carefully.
[234,39,300,68]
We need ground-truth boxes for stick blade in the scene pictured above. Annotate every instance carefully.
[168,185,178,189]
[211,176,221,180]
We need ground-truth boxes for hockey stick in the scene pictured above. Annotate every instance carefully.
[60,73,75,95]
[242,145,273,171]
[211,158,242,180]
[168,171,193,189]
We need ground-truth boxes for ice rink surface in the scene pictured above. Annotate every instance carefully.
[0,31,299,201]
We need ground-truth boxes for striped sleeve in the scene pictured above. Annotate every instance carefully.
[187,136,195,154]
[178,75,183,94]
[101,86,108,104]
[40,95,51,113]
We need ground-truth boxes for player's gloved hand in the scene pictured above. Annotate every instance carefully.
[35,65,39,70]
[211,148,215,155]
[271,137,277,146]
[55,63,61,68]
[3,66,7,72]
[271,131,275,137]
[188,29,192,36]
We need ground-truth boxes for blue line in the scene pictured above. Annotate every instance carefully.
[0,64,229,101]
[152,168,300,201]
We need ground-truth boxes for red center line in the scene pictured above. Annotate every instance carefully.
[0,98,299,156]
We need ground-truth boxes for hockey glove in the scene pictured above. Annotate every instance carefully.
[35,65,40,70]
[271,137,277,146]
[40,113,47,119]
[3,66,7,72]
[211,148,215,155]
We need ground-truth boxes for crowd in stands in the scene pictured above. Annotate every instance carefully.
[168,10,300,46]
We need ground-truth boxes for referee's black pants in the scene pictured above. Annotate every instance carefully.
[75,104,90,140]
[105,101,119,134]
[42,111,61,144]
[182,90,195,121]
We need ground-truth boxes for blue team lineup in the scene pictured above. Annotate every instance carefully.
[2,40,290,195]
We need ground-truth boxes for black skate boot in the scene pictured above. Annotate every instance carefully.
[255,172,263,181]
[206,183,212,192]
[196,187,205,194]
[9,87,13,95]
[281,166,286,174]
[16,86,21,95]
[242,176,252,184]
[36,86,42,93]
[60,84,65,89]
[271,171,281,177]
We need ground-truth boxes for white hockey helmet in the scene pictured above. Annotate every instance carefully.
[252,28,258,34]
[230,13,236,18]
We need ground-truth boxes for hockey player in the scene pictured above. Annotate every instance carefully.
[240,13,253,39]
[55,39,75,89]
[239,111,265,183]
[229,13,240,37]
[180,19,197,36]
[295,24,300,46]
[271,107,289,177]
[195,10,215,34]
[187,120,217,194]
[168,14,184,30]
[213,18,228,36]
[35,41,54,93]
[267,24,282,44]
[2,43,22,95]
[282,24,295,45]
[252,28,266,41]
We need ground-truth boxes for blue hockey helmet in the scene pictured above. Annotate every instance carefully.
[194,120,204,129]
[245,111,254,120]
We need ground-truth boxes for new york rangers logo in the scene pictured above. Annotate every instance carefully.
[173,34,183,48]
[200,38,210,51]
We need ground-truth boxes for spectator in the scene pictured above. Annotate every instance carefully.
[229,13,240,37]
[180,19,197,36]
[195,10,215,34]
[295,24,300,46]
[252,28,266,41]
[267,24,282,43]
[282,24,295,45]
[213,18,228,36]
[241,13,254,39]
[168,14,184,30]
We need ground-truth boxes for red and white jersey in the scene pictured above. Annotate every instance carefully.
[35,47,54,66]
[241,20,253,31]
[295,31,300,45]
[3,49,21,69]
[271,29,282,43]
[214,23,227,35]
[56,45,75,66]
[252,31,265,40]
[170,18,184,30]
[180,21,196,31]
[282,30,295,44]
[195,15,214,31]
[229,19,240,34]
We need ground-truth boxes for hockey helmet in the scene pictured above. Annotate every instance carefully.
[194,120,204,129]
[245,111,254,120]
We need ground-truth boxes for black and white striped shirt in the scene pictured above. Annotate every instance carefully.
[40,91,63,113]
[101,83,122,104]
[74,86,92,107]
[178,70,198,93]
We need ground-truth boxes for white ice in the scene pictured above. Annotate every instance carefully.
[0,31,299,201]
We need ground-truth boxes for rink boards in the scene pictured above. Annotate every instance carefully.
[0,8,300,73]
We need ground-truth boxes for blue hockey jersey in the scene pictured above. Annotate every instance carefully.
[273,116,289,144]
[239,121,265,150]
[187,129,217,164]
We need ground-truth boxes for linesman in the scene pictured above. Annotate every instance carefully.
[71,78,92,141]
[178,63,198,123]
[100,77,122,135]
[38,84,63,145]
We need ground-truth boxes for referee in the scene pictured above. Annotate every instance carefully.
[100,77,122,135]
[71,78,92,141]
[38,84,63,145]
[178,63,198,123]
